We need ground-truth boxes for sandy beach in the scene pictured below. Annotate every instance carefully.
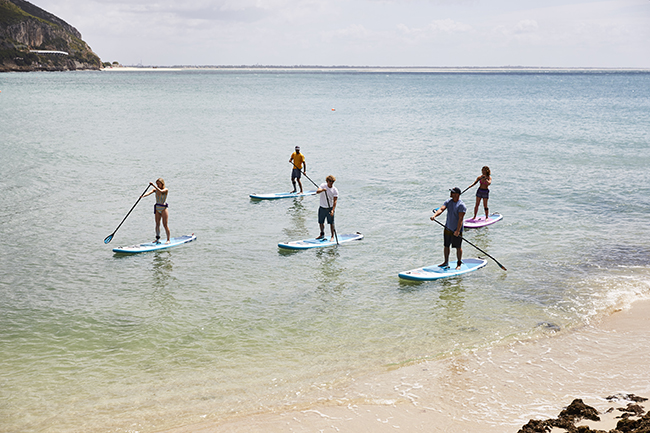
[159,298,650,433]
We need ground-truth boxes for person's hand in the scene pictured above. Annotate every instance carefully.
[454,229,460,237]
[430,215,436,221]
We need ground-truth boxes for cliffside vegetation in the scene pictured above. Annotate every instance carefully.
[0,0,102,71]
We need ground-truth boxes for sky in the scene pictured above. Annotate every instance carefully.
[30,0,650,67]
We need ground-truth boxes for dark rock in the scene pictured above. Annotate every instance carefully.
[517,418,551,433]
[607,394,649,403]
[537,321,561,332]
[518,396,650,433]
[558,399,601,422]
[618,404,645,417]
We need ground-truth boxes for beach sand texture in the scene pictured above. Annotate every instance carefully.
[160,299,650,433]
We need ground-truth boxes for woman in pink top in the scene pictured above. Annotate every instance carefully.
[467,166,492,220]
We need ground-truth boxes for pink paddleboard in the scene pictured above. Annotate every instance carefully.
[464,213,503,229]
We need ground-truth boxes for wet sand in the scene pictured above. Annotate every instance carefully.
[159,299,650,433]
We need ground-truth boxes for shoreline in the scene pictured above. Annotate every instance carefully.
[101,66,650,74]
[159,298,650,433]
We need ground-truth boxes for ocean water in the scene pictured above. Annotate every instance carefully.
[1,69,649,433]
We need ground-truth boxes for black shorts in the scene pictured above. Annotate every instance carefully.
[291,168,302,179]
[476,188,489,199]
[443,229,463,249]
[318,207,334,224]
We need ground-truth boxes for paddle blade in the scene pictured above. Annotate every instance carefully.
[104,234,114,244]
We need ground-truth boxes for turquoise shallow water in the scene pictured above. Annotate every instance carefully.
[1,70,649,432]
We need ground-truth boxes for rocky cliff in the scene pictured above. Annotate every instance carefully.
[0,0,101,71]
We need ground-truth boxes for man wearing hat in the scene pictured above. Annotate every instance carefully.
[289,146,306,194]
[431,187,467,270]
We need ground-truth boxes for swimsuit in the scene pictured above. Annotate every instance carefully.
[476,177,489,198]
[154,191,168,214]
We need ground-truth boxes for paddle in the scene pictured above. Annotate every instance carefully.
[104,184,151,244]
[430,213,507,271]
[290,162,339,245]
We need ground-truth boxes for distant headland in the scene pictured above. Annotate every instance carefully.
[0,0,101,72]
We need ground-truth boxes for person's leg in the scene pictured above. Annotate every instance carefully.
[483,197,489,218]
[456,247,463,270]
[329,213,336,241]
[297,178,303,194]
[161,208,170,243]
[439,246,450,267]
[154,212,162,243]
[473,196,481,219]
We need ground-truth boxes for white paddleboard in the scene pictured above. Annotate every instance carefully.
[113,234,196,254]
[250,190,317,200]
[464,213,503,229]
[398,258,487,281]
[278,232,363,250]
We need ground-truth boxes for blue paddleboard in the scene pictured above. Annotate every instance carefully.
[398,258,487,281]
[113,234,196,254]
[464,213,503,229]
[250,190,317,200]
[278,232,363,250]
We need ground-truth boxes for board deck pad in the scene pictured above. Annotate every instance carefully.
[250,190,317,200]
[398,258,487,281]
[113,234,196,254]
[278,232,363,250]
[464,213,503,229]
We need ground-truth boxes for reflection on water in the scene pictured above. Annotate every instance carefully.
[437,280,469,328]
[147,251,180,315]
[152,251,174,287]
[465,228,492,254]
[315,247,347,293]
[282,197,310,239]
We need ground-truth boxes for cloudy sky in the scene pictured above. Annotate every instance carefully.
[32,0,650,67]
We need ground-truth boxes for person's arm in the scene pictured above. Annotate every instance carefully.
[303,160,306,174]
[467,176,481,190]
[330,196,337,214]
[455,212,465,237]
[430,205,446,220]
[142,184,156,198]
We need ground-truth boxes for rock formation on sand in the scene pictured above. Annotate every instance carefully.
[518,394,649,433]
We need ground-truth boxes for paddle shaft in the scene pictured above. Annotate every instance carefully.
[431,216,507,271]
[104,184,151,244]
[290,161,338,245]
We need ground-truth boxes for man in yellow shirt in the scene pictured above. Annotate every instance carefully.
[289,146,306,194]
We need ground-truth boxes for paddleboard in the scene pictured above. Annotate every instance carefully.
[250,190,317,200]
[278,232,363,250]
[113,234,196,254]
[464,213,503,229]
[398,258,487,281]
